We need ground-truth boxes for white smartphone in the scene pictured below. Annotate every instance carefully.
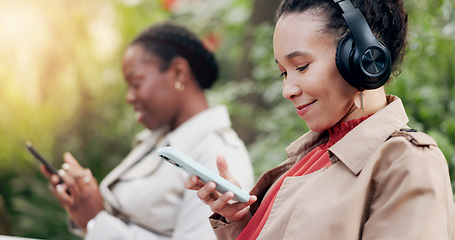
[157,146,251,202]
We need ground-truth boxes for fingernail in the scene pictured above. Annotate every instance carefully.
[207,181,216,189]
[83,175,91,183]
[62,163,70,171]
[223,191,234,200]
[56,184,64,193]
[85,168,93,176]
[58,169,66,176]
[191,175,198,182]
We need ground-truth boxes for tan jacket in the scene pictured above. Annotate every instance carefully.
[211,96,455,240]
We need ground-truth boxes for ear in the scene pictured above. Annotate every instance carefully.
[168,57,191,85]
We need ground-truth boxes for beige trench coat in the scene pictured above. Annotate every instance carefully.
[211,96,455,240]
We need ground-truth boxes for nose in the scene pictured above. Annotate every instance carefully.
[125,88,135,104]
[282,77,302,101]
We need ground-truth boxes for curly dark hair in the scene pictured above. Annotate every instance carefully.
[276,0,408,77]
[130,22,219,89]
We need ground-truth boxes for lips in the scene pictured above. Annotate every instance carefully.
[133,106,145,123]
[296,100,316,116]
[135,111,143,122]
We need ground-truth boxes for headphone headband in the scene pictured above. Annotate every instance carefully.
[334,0,354,12]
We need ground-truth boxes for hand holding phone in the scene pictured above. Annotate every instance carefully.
[26,141,64,184]
[157,146,251,202]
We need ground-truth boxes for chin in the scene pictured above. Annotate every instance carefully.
[145,122,168,131]
[309,127,327,133]
[307,122,330,133]
[143,122,156,130]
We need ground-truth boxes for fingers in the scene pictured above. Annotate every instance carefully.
[63,152,84,170]
[59,157,85,180]
[82,168,98,190]
[53,168,96,206]
[47,174,73,207]
[54,183,74,206]
[198,182,257,221]
[45,152,99,211]
[216,155,233,180]
[197,181,219,203]
[58,168,79,199]
[39,164,52,178]
[60,152,93,191]
[184,175,205,190]
[212,192,256,213]
[50,174,62,186]
[59,165,95,193]
[216,155,243,189]
[186,155,255,222]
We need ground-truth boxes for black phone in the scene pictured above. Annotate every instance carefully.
[26,141,64,184]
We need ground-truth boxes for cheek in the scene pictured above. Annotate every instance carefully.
[327,80,356,114]
[300,66,332,96]
[321,61,357,99]
[140,73,172,99]
[138,82,159,102]
[318,74,357,124]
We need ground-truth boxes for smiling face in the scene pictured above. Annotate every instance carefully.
[122,44,180,130]
[274,11,360,132]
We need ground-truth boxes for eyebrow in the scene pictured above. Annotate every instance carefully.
[275,50,311,63]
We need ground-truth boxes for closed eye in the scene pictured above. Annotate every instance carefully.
[280,71,287,78]
[128,82,139,90]
[296,65,309,72]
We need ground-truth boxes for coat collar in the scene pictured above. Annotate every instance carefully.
[286,95,409,175]
[99,126,169,209]
[166,105,232,152]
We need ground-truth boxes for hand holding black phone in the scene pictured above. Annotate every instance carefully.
[26,141,65,184]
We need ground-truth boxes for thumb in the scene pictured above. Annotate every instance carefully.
[216,155,234,181]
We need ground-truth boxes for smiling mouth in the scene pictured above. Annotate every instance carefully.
[134,109,145,123]
[297,100,317,110]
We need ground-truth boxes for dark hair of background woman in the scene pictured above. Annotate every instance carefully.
[131,22,219,89]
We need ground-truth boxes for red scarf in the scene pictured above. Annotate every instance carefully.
[237,116,369,240]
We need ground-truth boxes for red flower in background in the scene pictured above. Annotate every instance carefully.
[202,32,221,52]
[161,0,204,12]
[161,0,179,11]
[160,0,221,52]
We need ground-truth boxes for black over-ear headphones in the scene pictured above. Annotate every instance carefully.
[334,0,392,90]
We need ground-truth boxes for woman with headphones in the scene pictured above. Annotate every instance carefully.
[185,0,455,239]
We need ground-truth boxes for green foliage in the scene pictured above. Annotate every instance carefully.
[389,0,455,190]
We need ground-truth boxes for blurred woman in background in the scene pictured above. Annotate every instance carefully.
[41,21,254,239]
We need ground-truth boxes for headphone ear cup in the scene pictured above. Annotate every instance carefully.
[357,39,392,89]
[335,33,392,90]
[335,34,358,88]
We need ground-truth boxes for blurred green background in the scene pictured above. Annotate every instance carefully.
[0,0,453,238]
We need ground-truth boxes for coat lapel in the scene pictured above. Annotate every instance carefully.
[100,127,168,209]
